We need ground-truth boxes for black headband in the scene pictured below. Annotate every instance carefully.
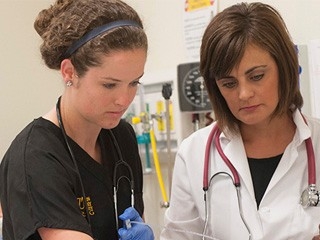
[63,20,141,59]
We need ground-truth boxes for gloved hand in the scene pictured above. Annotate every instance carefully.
[118,207,154,240]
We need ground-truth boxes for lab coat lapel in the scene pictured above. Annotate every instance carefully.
[221,133,256,200]
[264,110,310,191]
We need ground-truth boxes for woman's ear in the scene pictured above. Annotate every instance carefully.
[60,59,76,84]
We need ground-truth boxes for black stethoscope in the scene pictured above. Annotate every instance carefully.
[202,119,318,239]
[56,97,134,230]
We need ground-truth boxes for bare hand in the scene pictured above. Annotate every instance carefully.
[312,225,320,240]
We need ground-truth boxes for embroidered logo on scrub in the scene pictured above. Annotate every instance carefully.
[78,196,95,216]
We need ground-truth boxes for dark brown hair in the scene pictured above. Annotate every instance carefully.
[200,2,302,134]
[34,0,148,77]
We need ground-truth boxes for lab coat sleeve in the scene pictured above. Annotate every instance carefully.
[160,135,206,240]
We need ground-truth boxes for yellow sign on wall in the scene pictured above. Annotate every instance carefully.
[185,0,214,12]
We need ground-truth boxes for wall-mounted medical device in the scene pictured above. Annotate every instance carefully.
[177,62,212,112]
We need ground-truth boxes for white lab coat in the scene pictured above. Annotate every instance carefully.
[161,110,320,240]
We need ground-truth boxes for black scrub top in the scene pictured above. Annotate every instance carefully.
[0,118,144,240]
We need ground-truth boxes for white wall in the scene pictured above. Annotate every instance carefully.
[1,0,320,158]
[0,0,62,159]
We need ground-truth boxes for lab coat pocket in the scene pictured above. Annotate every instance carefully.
[161,215,208,240]
[288,204,320,239]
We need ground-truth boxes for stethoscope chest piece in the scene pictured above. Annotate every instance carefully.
[300,184,320,208]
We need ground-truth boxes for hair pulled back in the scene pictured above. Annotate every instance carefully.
[34,0,148,76]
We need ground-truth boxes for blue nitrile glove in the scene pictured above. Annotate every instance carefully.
[118,207,154,240]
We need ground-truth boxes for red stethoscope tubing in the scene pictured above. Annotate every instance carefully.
[302,114,316,185]
[203,124,240,191]
[306,137,316,185]
[203,123,315,191]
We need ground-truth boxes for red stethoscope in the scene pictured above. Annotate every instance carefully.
[203,122,318,208]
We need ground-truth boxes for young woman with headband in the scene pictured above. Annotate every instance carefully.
[0,0,154,239]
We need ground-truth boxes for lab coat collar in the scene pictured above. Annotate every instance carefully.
[292,109,312,143]
[218,130,256,201]
[215,109,312,203]
[218,109,311,148]
[263,110,311,198]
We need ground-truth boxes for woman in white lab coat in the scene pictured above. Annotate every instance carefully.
[161,2,320,240]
